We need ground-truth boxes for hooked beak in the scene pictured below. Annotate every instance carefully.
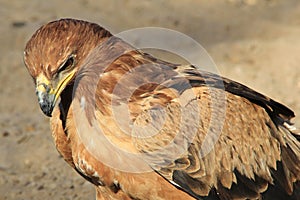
[35,72,75,117]
[36,75,55,117]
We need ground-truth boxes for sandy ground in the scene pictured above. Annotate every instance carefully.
[1,0,300,199]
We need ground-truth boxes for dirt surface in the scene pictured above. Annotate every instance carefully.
[1,0,300,199]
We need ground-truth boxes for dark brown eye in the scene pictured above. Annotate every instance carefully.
[57,55,75,74]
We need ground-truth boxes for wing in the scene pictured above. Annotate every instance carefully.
[104,51,299,199]
[128,61,300,199]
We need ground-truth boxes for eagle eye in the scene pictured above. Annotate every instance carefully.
[57,55,75,74]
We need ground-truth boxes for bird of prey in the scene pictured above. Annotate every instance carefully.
[24,18,300,200]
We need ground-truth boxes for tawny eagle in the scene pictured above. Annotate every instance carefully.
[24,19,300,200]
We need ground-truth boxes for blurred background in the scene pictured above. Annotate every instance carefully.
[0,0,300,199]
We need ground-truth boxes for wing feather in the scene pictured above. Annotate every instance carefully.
[120,53,300,199]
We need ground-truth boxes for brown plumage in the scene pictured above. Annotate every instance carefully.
[24,18,300,200]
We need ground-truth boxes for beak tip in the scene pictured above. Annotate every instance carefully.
[44,111,53,117]
[39,100,54,117]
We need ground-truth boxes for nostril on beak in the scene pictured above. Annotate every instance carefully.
[36,83,51,93]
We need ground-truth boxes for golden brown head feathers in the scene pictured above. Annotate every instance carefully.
[24,18,112,80]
